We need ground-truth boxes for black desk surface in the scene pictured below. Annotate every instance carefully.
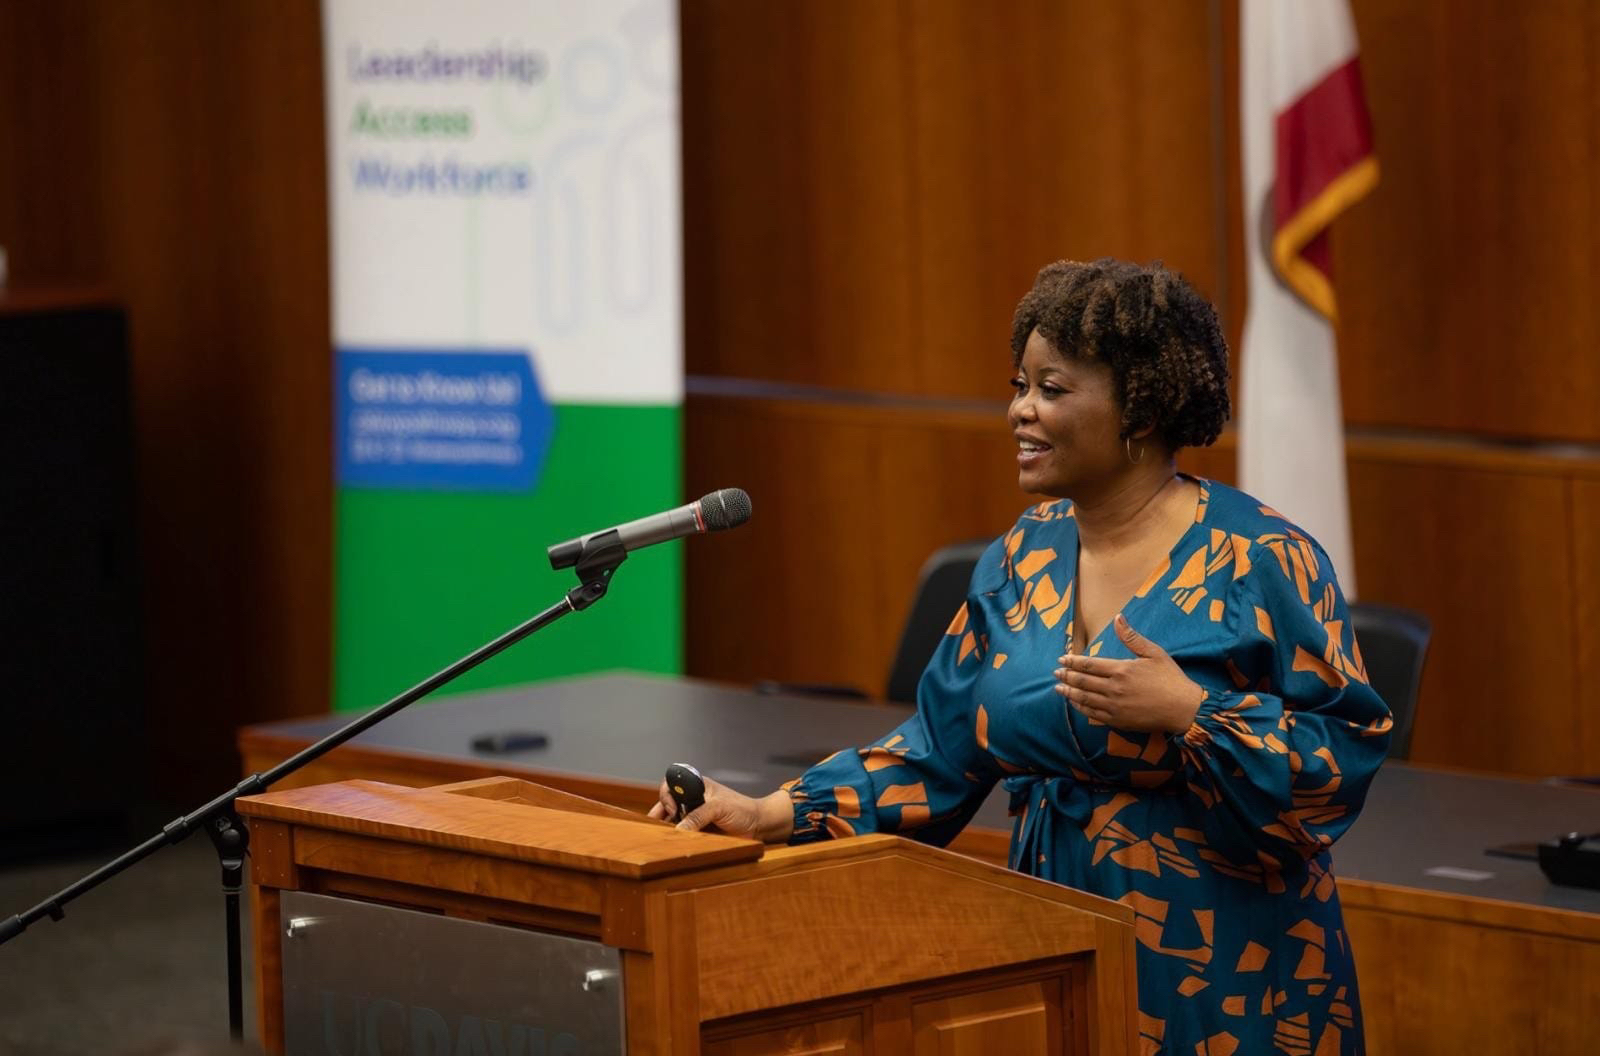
[250,672,1600,916]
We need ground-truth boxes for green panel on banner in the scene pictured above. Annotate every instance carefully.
[333,403,681,712]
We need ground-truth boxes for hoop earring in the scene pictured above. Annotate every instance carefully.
[1125,436,1145,464]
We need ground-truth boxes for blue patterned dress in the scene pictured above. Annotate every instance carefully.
[786,478,1392,1055]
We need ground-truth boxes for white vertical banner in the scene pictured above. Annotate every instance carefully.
[1239,0,1377,594]
[322,0,686,710]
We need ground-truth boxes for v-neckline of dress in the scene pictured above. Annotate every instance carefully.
[1062,475,1211,656]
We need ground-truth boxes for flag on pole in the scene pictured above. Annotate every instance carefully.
[1238,0,1378,595]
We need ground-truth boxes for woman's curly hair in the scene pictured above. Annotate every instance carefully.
[1010,259,1230,451]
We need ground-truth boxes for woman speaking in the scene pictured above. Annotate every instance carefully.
[652,258,1392,1055]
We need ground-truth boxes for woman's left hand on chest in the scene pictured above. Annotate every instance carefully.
[1056,613,1207,735]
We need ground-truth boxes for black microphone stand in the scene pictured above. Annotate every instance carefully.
[0,531,629,1041]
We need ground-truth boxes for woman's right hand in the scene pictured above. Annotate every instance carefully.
[647,773,795,843]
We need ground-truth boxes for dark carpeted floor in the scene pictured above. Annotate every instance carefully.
[0,833,258,1056]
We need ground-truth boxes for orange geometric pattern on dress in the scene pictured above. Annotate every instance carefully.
[822,814,857,839]
[878,782,927,808]
[1172,585,1209,615]
[1225,659,1251,689]
[1023,498,1070,522]
[1106,840,1162,876]
[976,703,1026,772]
[991,652,1008,668]
[1211,530,1254,580]
[1191,845,1287,894]
[1272,1013,1313,1056]
[1135,555,1174,598]
[1095,824,1200,879]
[1298,859,1338,903]
[832,786,860,818]
[1000,526,1025,579]
[1196,1030,1239,1055]
[859,743,908,772]
[1029,574,1062,625]
[957,630,979,664]
[1194,906,1214,947]
[1347,629,1368,680]
[1235,940,1270,972]
[1161,836,1205,881]
[898,804,931,826]
[1128,769,1179,789]
[1118,891,1214,965]
[1138,1012,1166,1056]
[1004,581,1037,631]
[1260,535,1320,604]
[1084,792,1139,840]
[1287,919,1333,984]
[1328,991,1355,1029]
[1106,730,1173,768]
[1314,584,1337,623]
[1172,546,1210,590]
[1039,580,1072,627]
[1221,995,1247,1016]
[945,602,969,637]
[1177,975,1209,996]
[1106,731,1145,759]
[1014,547,1057,580]
[1292,646,1348,688]
[1255,606,1276,642]
[1186,695,1268,751]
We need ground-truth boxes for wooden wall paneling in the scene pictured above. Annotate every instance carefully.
[1343,904,1600,1055]
[1347,449,1579,775]
[680,0,917,391]
[684,393,1030,693]
[1175,437,1238,488]
[0,2,107,282]
[1339,0,1600,443]
[0,1,333,802]
[1573,478,1600,772]
[703,1013,867,1056]
[904,1,1226,402]
[209,2,335,733]
[908,978,1059,1056]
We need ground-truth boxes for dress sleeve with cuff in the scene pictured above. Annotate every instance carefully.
[1178,539,1393,875]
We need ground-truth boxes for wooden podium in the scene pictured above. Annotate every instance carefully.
[237,776,1138,1055]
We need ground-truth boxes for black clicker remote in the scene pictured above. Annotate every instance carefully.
[664,763,706,822]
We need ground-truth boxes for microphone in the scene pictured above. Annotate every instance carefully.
[547,488,752,569]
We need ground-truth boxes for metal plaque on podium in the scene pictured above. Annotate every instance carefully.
[279,891,624,1055]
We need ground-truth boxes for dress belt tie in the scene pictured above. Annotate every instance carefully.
[1004,774,1093,874]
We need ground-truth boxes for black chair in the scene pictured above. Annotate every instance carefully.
[882,540,991,703]
[1348,601,1432,761]
[755,539,990,705]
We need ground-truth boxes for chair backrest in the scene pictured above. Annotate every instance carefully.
[1348,601,1432,761]
[884,540,991,704]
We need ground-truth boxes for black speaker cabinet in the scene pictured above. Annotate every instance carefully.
[0,291,142,860]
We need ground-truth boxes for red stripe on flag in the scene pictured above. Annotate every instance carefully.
[1273,57,1374,236]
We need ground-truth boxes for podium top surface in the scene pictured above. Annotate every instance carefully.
[237,777,764,879]
[241,671,1600,917]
